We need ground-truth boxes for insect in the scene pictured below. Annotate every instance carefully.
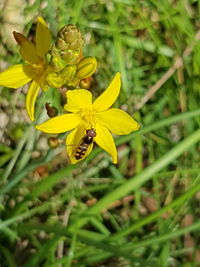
[74,128,96,160]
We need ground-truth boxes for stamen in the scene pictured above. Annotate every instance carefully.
[80,109,96,127]
[33,64,46,76]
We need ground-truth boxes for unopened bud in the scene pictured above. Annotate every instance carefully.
[79,77,92,89]
[56,37,69,51]
[11,124,24,140]
[65,77,80,89]
[56,25,83,58]
[75,57,97,79]
[61,50,80,65]
[60,65,77,83]
[51,56,66,72]
[46,72,64,88]
[69,39,82,50]
[48,137,59,148]
[45,103,58,118]
[46,52,51,64]
[48,25,83,69]
[58,25,82,46]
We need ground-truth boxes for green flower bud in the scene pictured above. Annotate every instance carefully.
[45,52,52,64]
[65,77,80,89]
[56,37,69,51]
[79,77,92,89]
[48,137,59,148]
[60,65,77,83]
[50,46,60,57]
[69,39,82,50]
[58,25,82,46]
[49,25,83,68]
[56,25,83,57]
[51,56,66,72]
[61,50,80,64]
[11,124,25,140]
[46,72,64,88]
[75,57,97,79]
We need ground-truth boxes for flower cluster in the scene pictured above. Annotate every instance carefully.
[0,17,96,121]
[0,17,140,164]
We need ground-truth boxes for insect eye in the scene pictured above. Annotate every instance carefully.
[92,131,96,137]
[85,128,96,137]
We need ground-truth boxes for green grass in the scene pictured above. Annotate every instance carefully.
[0,0,200,266]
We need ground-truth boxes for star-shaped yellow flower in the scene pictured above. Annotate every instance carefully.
[36,73,140,163]
[0,17,52,121]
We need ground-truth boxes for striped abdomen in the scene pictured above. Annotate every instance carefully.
[74,129,96,160]
[75,142,90,160]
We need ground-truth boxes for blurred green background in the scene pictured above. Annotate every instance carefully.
[0,0,200,266]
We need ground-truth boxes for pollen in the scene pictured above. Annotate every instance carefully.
[33,64,46,76]
[80,109,96,127]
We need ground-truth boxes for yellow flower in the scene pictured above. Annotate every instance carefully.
[36,73,140,164]
[0,17,52,121]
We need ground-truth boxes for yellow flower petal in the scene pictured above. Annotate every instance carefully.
[95,123,117,164]
[93,72,121,112]
[64,89,92,113]
[19,39,39,64]
[36,114,81,134]
[66,123,93,164]
[36,17,52,58]
[97,108,140,135]
[26,80,40,121]
[0,64,32,88]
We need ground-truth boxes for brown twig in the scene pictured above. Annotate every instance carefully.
[134,30,200,111]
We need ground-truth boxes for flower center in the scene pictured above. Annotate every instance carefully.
[80,109,96,128]
[33,64,45,76]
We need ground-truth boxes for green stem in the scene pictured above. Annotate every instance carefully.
[110,176,200,241]
[1,126,33,183]
[123,220,200,250]
[69,128,200,230]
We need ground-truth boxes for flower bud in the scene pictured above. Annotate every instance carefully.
[69,39,82,50]
[56,37,69,51]
[58,25,82,46]
[79,77,92,89]
[48,137,59,148]
[51,56,66,72]
[46,72,64,88]
[45,52,52,64]
[49,25,83,68]
[11,124,24,140]
[61,50,80,65]
[56,25,83,57]
[65,77,80,89]
[75,57,97,79]
[60,65,77,83]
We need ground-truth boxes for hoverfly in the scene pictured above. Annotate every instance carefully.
[74,128,96,160]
